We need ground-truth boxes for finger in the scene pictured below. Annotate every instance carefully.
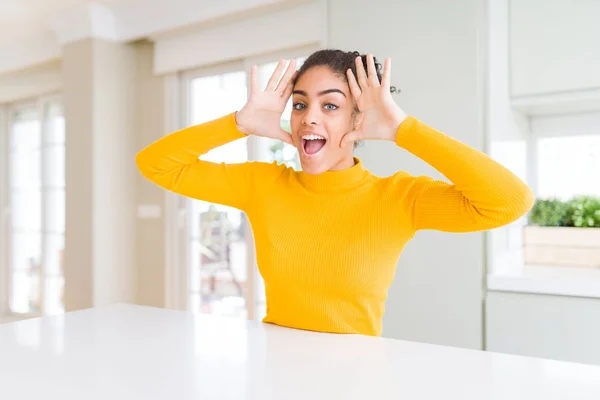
[340,130,361,148]
[281,71,297,101]
[367,54,379,86]
[355,56,369,89]
[278,129,294,146]
[382,57,391,89]
[250,65,259,95]
[266,59,286,91]
[346,68,362,101]
[276,59,297,94]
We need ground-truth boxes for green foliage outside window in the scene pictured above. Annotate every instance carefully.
[529,196,600,228]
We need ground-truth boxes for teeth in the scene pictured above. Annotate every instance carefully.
[302,134,325,141]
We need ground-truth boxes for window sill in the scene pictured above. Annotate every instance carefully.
[487,264,600,299]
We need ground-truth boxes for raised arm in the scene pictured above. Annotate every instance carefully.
[340,54,533,232]
[136,58,299,211]
[393,117,534,232]
[136,113,269,210]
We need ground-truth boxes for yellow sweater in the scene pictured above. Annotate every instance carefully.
[136,112,533,336]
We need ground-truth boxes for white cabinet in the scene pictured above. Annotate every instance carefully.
[486,291,600,366]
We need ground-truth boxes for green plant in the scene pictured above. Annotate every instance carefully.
[529,196,600,227]
[568,196,600,227]
[529,198,570,226]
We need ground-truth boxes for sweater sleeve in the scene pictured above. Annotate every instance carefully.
[393,116,534,232]
[136,112,282,211]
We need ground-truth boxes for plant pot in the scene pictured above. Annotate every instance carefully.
[523,226,600,267]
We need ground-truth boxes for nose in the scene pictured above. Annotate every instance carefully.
[301,105,320,126]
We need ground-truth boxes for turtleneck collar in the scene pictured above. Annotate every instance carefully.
[297,157,369,192]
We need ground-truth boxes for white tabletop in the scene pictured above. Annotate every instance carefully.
[1,304,599,399]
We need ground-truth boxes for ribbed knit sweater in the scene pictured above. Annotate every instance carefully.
[136,112,534,336]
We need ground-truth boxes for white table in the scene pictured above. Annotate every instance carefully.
[1,304,599,399]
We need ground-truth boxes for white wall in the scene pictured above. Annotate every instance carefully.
[530,111,600,138]
[153,1,326,74]
[487,0,530,274]
[488,0,529,142]
[487,291,600,366]
[92,39,138,306]
[63,38,138,310]
[0,61,61,103]
[0,34,60,77]
[63,39,95,309]
[328,0,486,349]
[510,0,600,97]
[135,41,167,307]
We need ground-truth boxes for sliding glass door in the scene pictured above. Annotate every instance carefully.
[183,66,250,318]
[175,52,309,320]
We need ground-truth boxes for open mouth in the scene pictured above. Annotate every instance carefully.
[302,134,327,156]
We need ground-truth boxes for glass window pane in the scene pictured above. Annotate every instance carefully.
[10,149,41,189]
[10,270,41,314]
[45,102,65,145]
[490,140,528,184]
[45,189,66,234]
[11,231,42,272]
[187,70,249,317]
[191,71,247,124]
[193,206,247,318]
[7,102,65,318]
[256,303,267,321]
[189,199,208,241]
[43,145,65,188]
[190,293,202,315]
[45,233,65,276]
[45,276,65,316]
[256,58,305,170]
[537,135,600,200]
[192,71,249,164]
[11,189,42,231]
[190,239,202,293]
[10,108,41,151]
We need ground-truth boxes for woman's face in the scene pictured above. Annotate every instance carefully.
[290,66,359,175]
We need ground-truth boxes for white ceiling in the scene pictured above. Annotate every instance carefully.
[0,0,299,76]
[0,0,127,40]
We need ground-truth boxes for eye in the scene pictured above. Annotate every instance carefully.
[324,103,338,111]
[292,103,306,110]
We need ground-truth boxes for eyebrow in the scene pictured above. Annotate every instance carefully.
[292,89,346,98]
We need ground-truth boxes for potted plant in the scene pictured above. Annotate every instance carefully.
[525,196,600,267]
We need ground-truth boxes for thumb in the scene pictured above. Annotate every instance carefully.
[340,129,361,148]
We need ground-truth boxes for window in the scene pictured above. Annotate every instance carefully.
[487,112,600,288]
[1,98,65,320]
[253,59,305,171]
[173,53,309,321]
[536,135,600,200]
[185,69,249,318]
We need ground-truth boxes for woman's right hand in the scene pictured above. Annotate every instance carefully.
[235,59,297,145]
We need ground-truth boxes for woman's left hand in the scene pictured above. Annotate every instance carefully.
[340,54,408,148]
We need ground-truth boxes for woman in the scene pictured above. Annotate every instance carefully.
[136,49,534,336]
